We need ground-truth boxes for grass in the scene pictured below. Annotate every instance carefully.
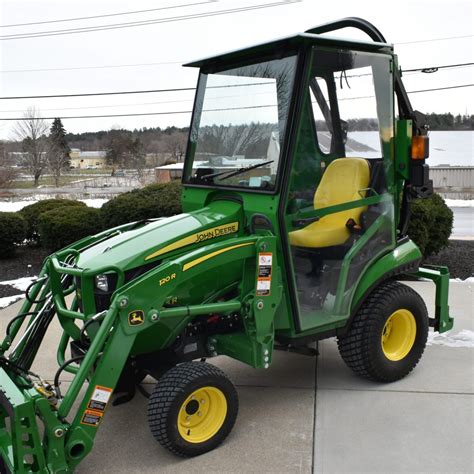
[66,168,114,175]
[10,175,85,188]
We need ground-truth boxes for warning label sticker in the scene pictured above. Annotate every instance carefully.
[87,385,113,413]
[256,252,273,296]
[81,409,103,427]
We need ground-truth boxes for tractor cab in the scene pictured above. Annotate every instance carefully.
[180,19,428,334]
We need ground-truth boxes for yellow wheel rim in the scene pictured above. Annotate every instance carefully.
[381,309,417,361]
[177,386,227,444]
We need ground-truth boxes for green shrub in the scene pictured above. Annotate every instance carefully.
[38,206,102,251]
[101,181,182,228]
[20,199,86,242]
[407,193,453,257]
[0,212,26,258]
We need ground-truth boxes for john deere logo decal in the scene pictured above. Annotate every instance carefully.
[128,310,144,326]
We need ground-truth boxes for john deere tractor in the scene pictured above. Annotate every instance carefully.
[0,18,453,473]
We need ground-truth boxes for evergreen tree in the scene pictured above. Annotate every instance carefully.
[48,118,71,186]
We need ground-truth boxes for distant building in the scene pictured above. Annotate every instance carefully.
[431,166,474,200]
[70,149,107,169]
[155,157,272,183]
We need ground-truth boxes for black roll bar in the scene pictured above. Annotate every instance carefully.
[305,17,425,134]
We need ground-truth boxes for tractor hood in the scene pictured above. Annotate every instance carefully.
[76,199,244,273]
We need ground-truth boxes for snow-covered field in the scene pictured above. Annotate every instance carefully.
[0,198,108,212]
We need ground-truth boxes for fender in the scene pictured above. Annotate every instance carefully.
[337,238,422,337]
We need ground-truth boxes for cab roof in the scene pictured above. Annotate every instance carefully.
[184,32,393,69]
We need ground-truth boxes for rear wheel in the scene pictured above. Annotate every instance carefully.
[337,281,428,382]
[147,362,238,457]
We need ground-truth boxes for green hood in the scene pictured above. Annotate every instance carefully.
[76,200,244,272]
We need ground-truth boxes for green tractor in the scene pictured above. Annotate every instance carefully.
[0,18,453,473]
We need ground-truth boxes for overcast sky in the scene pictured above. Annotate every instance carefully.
[0,0,472,139]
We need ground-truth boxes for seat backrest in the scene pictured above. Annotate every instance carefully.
[314,158,370,209]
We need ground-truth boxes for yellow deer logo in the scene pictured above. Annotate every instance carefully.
[128,310,144,326]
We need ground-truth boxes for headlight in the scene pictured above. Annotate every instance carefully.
[95,274,109,292]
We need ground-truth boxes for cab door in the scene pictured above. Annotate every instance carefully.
[283,46,396,333]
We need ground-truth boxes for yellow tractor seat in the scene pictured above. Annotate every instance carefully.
[289,157,370,248]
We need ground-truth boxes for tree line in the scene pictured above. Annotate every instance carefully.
[1,108,472,189]
[346,113,474,131]
[1,109,188,188]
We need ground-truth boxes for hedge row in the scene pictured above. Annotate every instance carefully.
[0,181,183,254]
[0,212,26,258]
[0,185,453,258]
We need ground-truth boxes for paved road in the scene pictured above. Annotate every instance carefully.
[0,282,472,473]
[452,207,474,238]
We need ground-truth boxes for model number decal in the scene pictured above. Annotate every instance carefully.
[159,273,176,286]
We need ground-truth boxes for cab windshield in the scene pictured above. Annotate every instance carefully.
[184,55,297,190]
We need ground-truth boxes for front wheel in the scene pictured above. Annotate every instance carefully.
[337,281,429,382]
[147,362,238,457]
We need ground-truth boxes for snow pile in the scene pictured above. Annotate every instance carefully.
[450,277,474,284]
[0,198,108,212]
[445,199,474,208]
[0,201,30,212]
[427,329,474,348]
[0,276,38,309]
[0,276,38,292]
[0,295,24,309]
[79,198,108,208]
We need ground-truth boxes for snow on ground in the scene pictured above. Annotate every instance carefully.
[0,277,37,309]
[0,295,23,309]
[445,199,474,208]
[0,276,38,292]
[451,277,474,284]
[427,329,474,348]
[0,198,108,212]
[79,198,108,208]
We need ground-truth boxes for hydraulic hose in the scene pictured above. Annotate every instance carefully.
[54,355,85,399]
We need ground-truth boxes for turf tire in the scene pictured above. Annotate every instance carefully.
[337,281,429,382]
[147,361,238,457]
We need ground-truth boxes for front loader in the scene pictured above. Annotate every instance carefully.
[0,18,453,473]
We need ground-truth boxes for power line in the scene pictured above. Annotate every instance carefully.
[405,83,474,94]
[1,59,470,100]
[0,87,195,100]
[3,58,473,76]
[0,1,300,41]
[0,82,274,100]
[339,83,474,101]
[343,62,474,80]
[0,83,472,121]
[0,1,216,28]
[396,34,474,45]
[0,91,276,114]
[0,104,278,121]
[403,62,474,73]
[0,60,185,74]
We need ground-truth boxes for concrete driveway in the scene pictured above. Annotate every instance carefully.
[0,281,472,473]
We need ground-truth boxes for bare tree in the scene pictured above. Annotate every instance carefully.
[163,132,187,162]
[11,107,49,186]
